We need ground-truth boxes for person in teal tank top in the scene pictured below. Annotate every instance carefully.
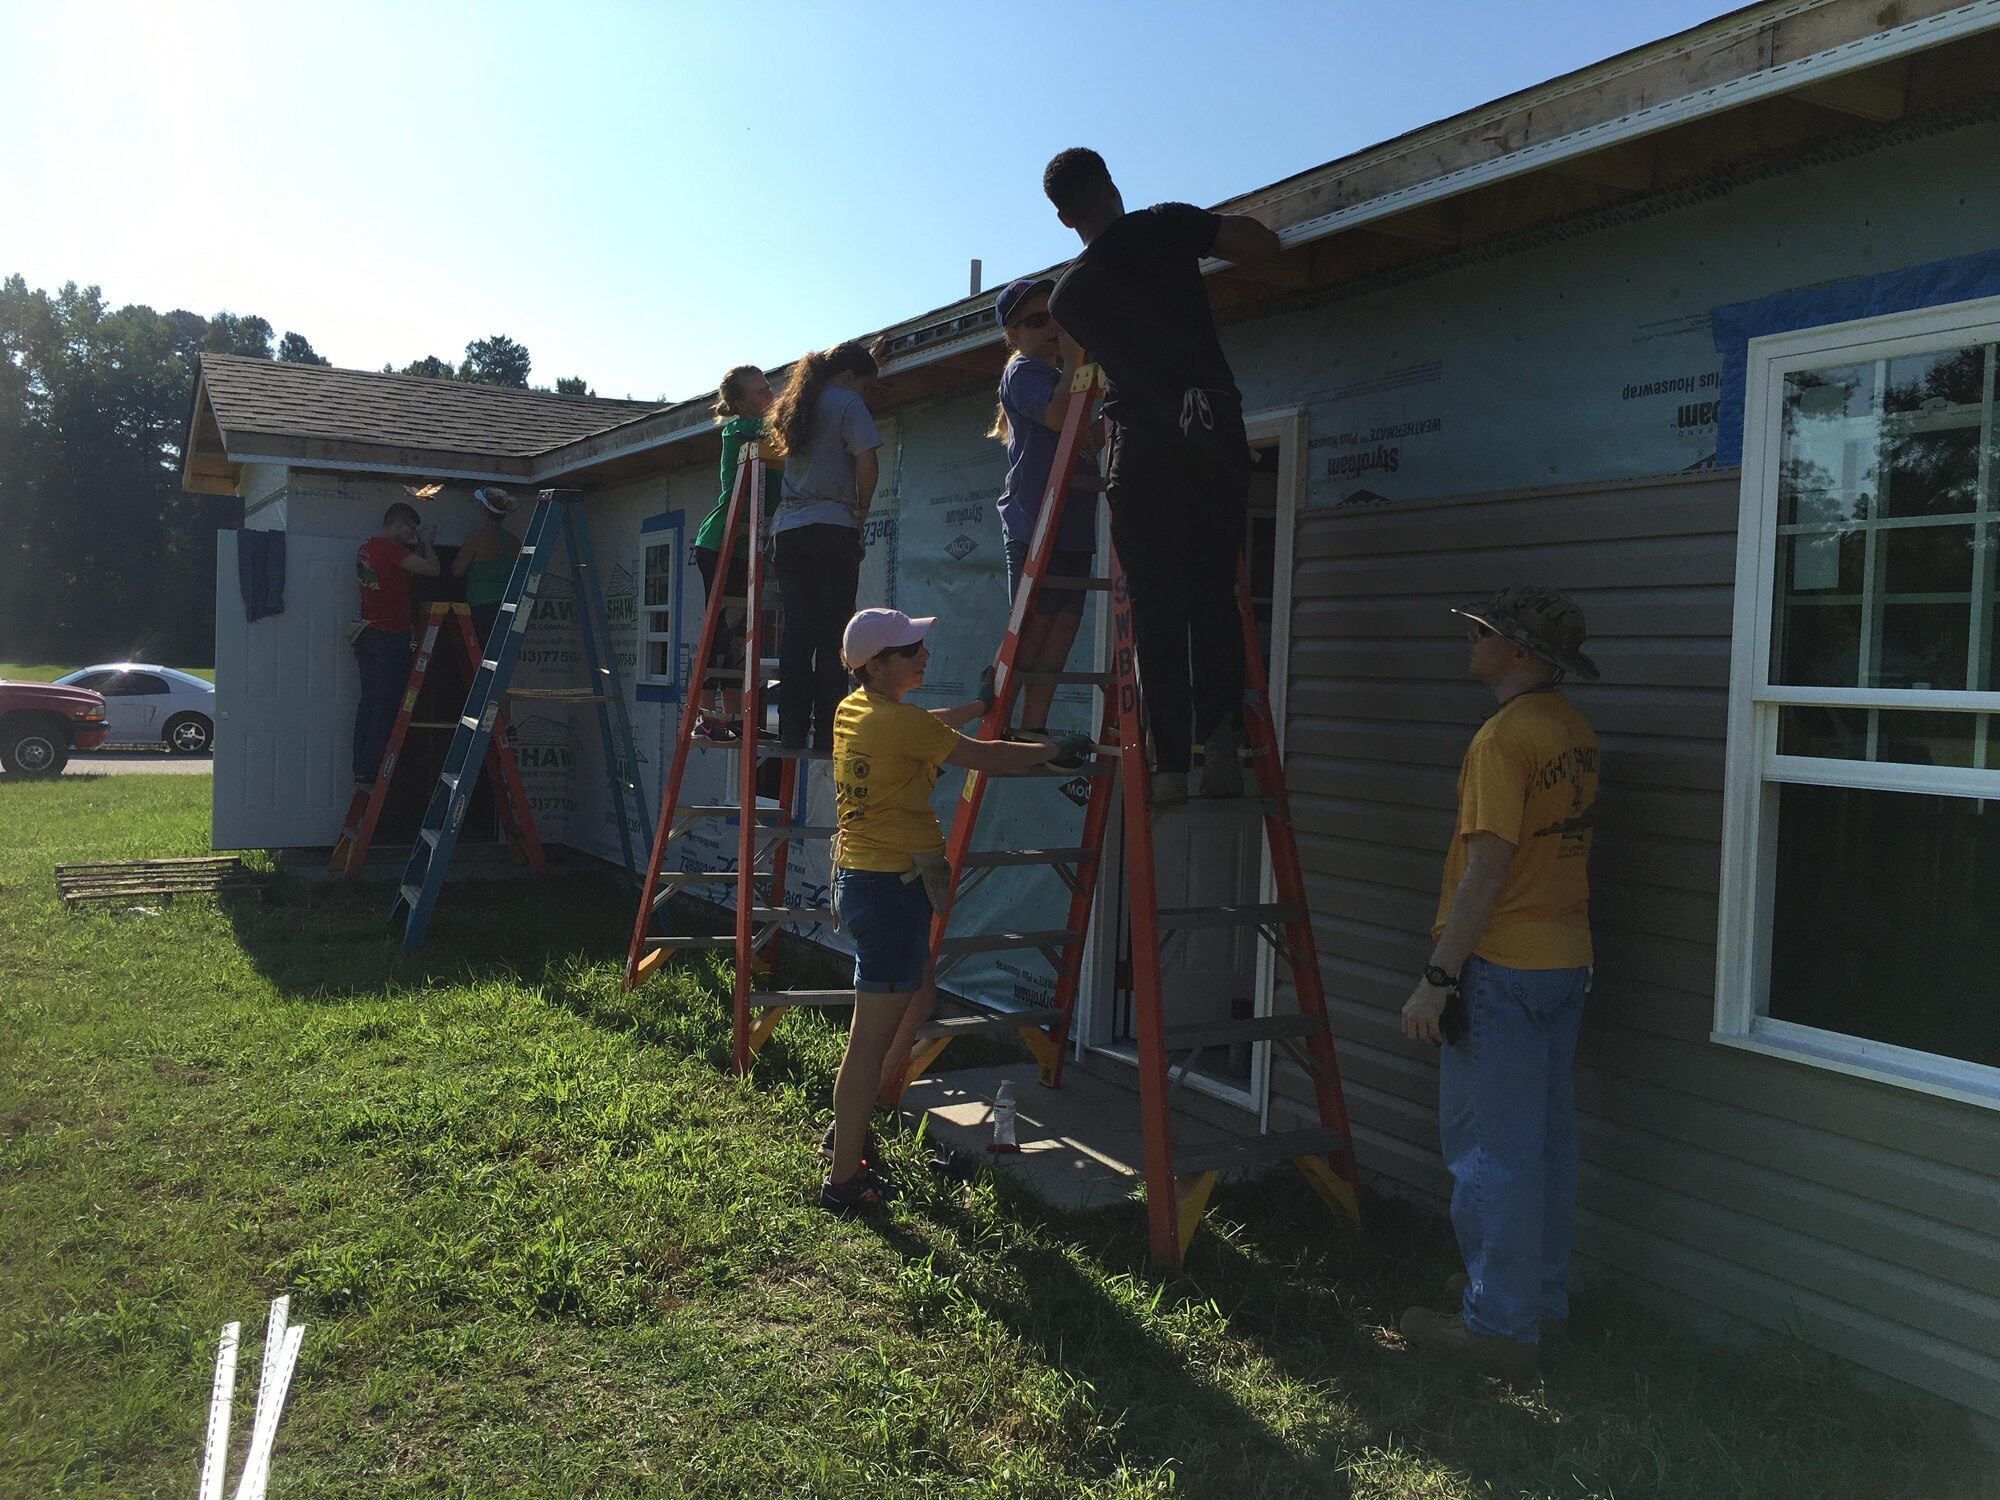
[692,365,781,740]
[454,486,521,646]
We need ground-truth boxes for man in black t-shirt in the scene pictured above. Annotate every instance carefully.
[1044,147,1281,806]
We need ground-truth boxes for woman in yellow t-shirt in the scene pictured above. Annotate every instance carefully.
[821,607,1091,1214]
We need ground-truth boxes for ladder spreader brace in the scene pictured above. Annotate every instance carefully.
[890,359,1364,1266]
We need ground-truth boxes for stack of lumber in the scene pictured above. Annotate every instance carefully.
[55,856,266,908]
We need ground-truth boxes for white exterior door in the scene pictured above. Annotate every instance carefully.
[213,531,360,849]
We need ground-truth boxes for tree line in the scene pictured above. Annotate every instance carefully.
[0,273,589,667]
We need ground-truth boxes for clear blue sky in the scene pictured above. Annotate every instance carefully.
[1,0,1742,403]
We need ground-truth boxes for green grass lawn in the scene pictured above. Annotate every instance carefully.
[0,662,214,683]
[2,778,1993,1499]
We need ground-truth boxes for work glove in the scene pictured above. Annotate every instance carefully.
[1048,731,1095,770]
[976,665,997,714]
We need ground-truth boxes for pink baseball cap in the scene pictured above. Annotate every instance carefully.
[841,607,936,668]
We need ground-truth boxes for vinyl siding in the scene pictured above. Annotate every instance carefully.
[1276,469,2000,1420]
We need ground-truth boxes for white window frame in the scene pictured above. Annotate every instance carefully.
[638,530,680,694]
[1716,293,2000,1111]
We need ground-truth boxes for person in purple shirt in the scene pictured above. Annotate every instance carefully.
[987,276,1099,736]
[1043,148,1281,806]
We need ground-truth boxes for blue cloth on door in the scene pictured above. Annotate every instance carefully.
[237,529,286,621]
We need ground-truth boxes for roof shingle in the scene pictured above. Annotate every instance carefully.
[198,355,666,461]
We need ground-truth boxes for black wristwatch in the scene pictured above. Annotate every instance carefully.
[1422,964,1457,990]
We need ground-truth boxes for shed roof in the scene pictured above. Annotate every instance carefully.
[184,356,666,492]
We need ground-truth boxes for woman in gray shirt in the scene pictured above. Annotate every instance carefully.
[766,340,884,749]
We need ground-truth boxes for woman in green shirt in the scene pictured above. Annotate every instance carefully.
[693,365,781,740]
[453,486,521,646]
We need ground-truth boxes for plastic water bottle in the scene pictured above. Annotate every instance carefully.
[988,1080,1020,1153]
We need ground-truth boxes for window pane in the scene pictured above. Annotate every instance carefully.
[1777,707,1980,766]
[1877,602,1967,689]
[1776,604,1861,686]
[1777,529,1864,594]
[1881,524,1973,594]
[1772,342,1994,690]
[647,641,672,680]
[1769,783,2000,1069]
[644,543,673,608]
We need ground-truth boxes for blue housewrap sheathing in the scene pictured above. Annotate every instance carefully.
[1712,247,2000,465]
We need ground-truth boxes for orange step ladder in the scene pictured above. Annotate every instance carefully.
[902,361,1364,1265]
[329,602,545,880]
[621,441,850,1071]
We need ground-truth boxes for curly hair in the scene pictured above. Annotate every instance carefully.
[768,340,881,456]
[1042,147,1114,217]
[712,364,764,421]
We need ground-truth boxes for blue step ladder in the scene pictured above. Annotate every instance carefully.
[390,488,654,950]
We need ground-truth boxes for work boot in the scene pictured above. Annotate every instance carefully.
[1150,770,1189,809]
[1198,718,1244,798]
[1399,1305,1539,1381]
[1447,1272,1569,1347]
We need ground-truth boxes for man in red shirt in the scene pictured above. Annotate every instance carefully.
[352,502,439,785]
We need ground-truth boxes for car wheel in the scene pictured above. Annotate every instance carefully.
[0,716,70,778]
[165,713,213,755]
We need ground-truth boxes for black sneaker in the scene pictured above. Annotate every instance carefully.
[819,1167,893,1216]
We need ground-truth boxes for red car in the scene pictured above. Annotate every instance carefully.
[0,679,110,777]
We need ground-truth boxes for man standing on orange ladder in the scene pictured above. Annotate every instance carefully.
[1398,588,1601,1381]
[1042,147,1280,807]
[350,502,439,788]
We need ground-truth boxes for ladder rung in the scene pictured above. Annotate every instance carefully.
[419,828,442,847]
[746,906,832,923]
[508,689,616,702]
[936,929,1080,956]
[1155,902,1302,930]
[746,989,855,1009]
[1162,1013,1325,1052]
[1156,795,1281,816]
[959,846,1094,869]
[1037,574,1110,591]
[459,715,482,730]
[754,824,836,842]
[1173,1127,1350,1178]
[1014,759,1111,778]
[397,883,422,908]
[915,1006,1064,1039]
[439,770,460,789]
[674,804,801,820]
[643,934,733,949]
[1014,671,1112,686]
[407,720,459,730]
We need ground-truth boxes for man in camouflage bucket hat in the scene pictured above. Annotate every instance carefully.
[1398,585,1600,1381]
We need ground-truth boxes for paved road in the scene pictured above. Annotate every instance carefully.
[60,750,213,777]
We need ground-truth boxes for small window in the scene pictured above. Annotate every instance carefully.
[69,671,111,690]
[637,511,684,702]
[1719,298,2000,1107]
[122,673,172,696]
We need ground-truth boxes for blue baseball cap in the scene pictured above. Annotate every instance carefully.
[994,277,1055,327]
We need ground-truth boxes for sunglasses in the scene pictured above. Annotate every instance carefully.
[1010,310,1053,331]
[875,640,925,661]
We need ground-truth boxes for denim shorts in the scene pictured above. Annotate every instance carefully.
[833,867,934,993]
[1003,533,1094,617]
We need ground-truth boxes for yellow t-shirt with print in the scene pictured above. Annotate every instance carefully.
[832,689,961,873]
[1432,689,1597,970]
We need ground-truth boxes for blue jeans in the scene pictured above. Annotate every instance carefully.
[1438,954,1590,1344]
[351,627,410,780]
[832,868,933,993]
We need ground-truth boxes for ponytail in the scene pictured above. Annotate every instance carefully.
[769,340,881,455]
